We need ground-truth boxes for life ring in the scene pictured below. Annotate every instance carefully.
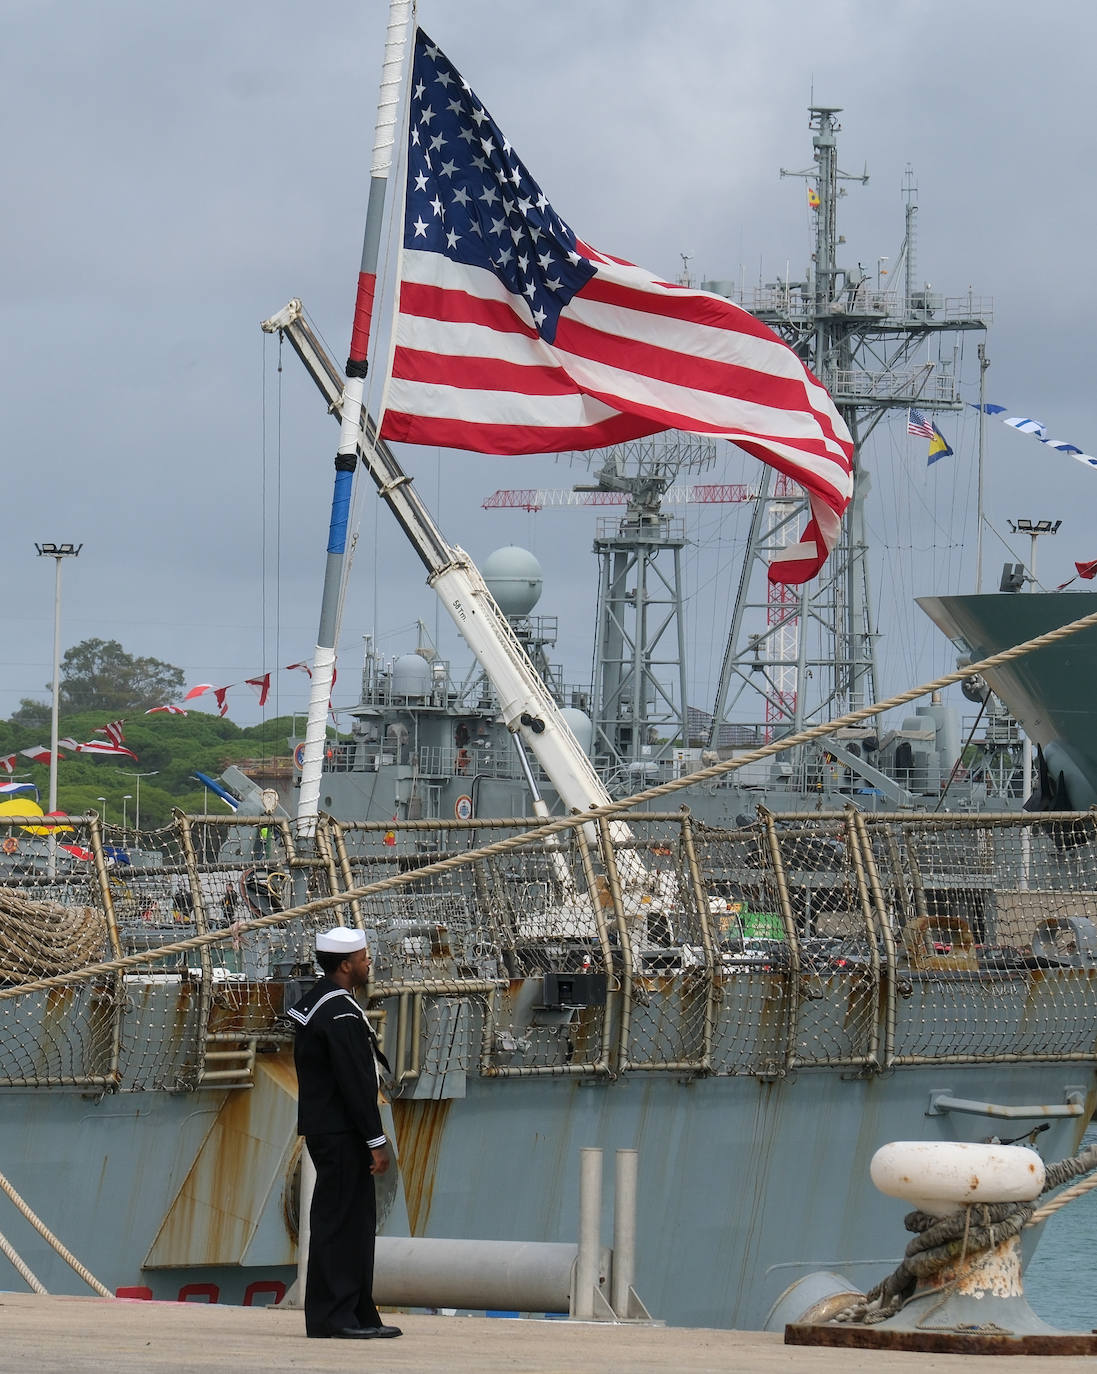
[1,836,17,855]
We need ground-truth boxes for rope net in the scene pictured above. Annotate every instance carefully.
[1,806,1097,1088]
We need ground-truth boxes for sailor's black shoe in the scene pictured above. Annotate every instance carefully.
[322,1324,402,1339]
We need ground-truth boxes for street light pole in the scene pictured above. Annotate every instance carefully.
[97,796,108,827]
[35,542,82,821]
[122,794,133,835]
[121,770,159,833]
[1007,517,1062,806]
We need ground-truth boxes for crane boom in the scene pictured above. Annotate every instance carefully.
[261,301,644,872]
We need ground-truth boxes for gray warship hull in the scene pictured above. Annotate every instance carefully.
[2,804,1095,1328]
[919,591,1097,808]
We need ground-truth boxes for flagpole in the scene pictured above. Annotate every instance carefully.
[976,341,988,593]
[295,1,413,840]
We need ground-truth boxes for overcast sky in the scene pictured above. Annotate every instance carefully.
[4,0,1096,742]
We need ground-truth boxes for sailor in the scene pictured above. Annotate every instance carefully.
[288,925,402,1340]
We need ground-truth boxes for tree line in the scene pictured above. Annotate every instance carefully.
[2,639,300,830]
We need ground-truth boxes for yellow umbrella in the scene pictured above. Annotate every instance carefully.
[0,797,72,835]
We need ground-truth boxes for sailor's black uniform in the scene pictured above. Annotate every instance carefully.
[289,976,391,1338]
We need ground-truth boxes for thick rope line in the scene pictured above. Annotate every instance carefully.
[5,604,1097,1003]
[613,602,1097,812]
[0,1167,111,1297]
[0,1226,45,1293]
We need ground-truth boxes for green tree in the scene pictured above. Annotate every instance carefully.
[10,698,51,731]
[58,638,185,714]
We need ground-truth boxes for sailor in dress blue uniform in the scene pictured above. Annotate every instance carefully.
[288,926,402,1340]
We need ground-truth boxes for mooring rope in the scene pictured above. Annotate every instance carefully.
[0,1166,111,1297]
[0,1225,45,1294]
[833,1139,1097,1324]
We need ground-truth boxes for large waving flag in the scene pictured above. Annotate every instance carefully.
[379,31,854,584]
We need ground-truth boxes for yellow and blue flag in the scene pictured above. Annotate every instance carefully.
[927,425,954,465]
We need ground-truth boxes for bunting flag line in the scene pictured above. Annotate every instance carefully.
[246,674,271,707]
[20,746,57,765]
[145,705,188,715]
[1058,558,1097,590]
[183,683,217,702]
[972,402,1097,473]
[76,741,139,761]
[95,719,126,746]
[0,757,17,775]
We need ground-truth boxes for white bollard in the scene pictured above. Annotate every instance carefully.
[574,1148,602,1319]
[612,1148,638,1318]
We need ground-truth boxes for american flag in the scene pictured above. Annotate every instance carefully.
[907,408,935,438]
[379,30,854,584]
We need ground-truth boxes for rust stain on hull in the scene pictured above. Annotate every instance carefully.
[390,1099,451,1234]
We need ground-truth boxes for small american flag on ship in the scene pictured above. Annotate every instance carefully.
[907,408,935,438]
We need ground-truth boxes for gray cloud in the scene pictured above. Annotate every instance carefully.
[3,1,1093,740]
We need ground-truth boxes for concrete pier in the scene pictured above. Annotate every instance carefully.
[0,1293,1091,1373]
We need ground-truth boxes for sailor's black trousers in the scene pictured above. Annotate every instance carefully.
[303,1133,381,1337]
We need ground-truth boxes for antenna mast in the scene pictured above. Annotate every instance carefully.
[708,106,990,746]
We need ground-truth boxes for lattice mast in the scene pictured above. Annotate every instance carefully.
[583,436,716,775]
[709,107,990,744]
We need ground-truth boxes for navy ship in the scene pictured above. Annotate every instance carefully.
[2,34,1095,1333]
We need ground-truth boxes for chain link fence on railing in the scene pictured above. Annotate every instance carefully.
[3,807,1097,1090]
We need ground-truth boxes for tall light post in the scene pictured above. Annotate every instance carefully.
[121,770,159,833]
[122,794,133,835]
[1006,517,1061,806]
[1007,517,1061,588]
[96,796,108,827]
[35,542,82,820]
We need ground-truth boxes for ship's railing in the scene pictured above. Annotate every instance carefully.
[728,284,992,326]
[829,367,961,405]
[1,808,1097,1090]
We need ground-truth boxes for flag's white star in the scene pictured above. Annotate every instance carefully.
[412,216,429,238]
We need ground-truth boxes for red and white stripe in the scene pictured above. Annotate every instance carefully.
[381,248,853,582]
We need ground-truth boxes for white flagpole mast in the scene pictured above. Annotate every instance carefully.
[976,340,988,593]
[295,1,413,839]
[290,0,413,1315]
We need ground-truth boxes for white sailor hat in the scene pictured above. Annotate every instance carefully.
[315,926,367,955]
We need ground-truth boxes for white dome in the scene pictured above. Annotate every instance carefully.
[482,546,543,617]
[559,708,594,756]
[390,653,432,697]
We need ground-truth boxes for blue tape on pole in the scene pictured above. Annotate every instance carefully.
[328,468,353,554]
